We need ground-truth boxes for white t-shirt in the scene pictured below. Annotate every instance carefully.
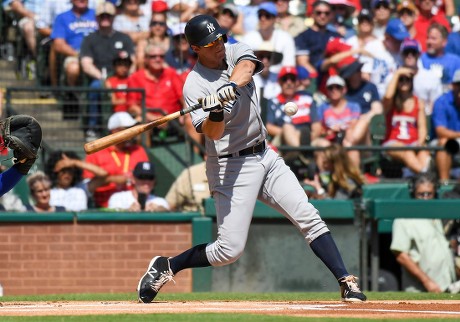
[108,190,170,211]
[50,186,88,211]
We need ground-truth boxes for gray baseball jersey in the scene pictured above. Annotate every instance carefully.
[184,42,267,157]
[182,42,329,267]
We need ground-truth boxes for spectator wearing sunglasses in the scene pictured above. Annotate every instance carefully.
[295,1,341,83]
[136,10,170,69]
[216,3,241,44]
[391,172,460,294]
[241,2,295,75]
[372,0,392,41]
[266,66,321,152]
[127,43,184,128]
[316,75,362,167]
[397,1,417,39]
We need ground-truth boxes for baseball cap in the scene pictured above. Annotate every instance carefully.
[151,0,168,13]
[96,1,116,16]
[326,75,346,87]
[222,3,239,18]
[325,37,352,56]
[453,69,460,84]
[133,162,156,180]
[339,60,363,79]
[358,9,373,22]
[258,2,277,16]
[372,0,390,8]
[278,66,298,80]
[385,18,410,41]
[107,112,137,130]
[296,66,310,80]
[400,38,421,53]
[170,22,186,37]
[113,50,132,65]
[397,0,417,13]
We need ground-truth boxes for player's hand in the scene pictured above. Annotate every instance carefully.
[216,81,238,102]
[201,94,223,113]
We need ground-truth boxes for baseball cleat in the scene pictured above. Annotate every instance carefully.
[339,275,367,302]
[137,256,175,303]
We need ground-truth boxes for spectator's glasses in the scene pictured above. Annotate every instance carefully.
[33,187,51,194]
[399,9,414,16]
[327,85,344,91]
[402,49,419,57]
[280,75,297,83]
[150,21,166,27]
[375,3,390,10]
[203,36,223,48]
[399,76,413,83]
[258,10,276,20]
[257,53,272,60]
[415,191,434,199]
[98,13,114,19]
[314,10,330,16]
[147,54,165,59]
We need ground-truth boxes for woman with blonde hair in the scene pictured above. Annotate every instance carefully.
[304,143,365,199]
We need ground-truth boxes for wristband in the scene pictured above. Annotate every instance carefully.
[209,110,224,122]
[317,188,325,196]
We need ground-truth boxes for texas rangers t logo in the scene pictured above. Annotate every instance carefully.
[207,23,215,33]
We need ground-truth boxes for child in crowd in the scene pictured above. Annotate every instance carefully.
[105,51,133,113]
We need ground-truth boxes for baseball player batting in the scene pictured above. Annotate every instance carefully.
[137,15,367,303]
[0,115,42,196]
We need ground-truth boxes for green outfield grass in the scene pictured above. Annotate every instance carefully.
[1,292,459,322]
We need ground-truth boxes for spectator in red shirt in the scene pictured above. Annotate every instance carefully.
[127,43,184,122]
[83,112,149,208]
[414,0,451,51]
[105,51,133,113]
[382,67,431,174]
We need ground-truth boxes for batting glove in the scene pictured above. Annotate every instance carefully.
[216,81,238,102]
[201,94,223,113]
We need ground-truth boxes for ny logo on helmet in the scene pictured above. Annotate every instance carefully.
[206,23,215,33]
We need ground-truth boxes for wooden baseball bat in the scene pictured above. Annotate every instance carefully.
[84,102,202,154]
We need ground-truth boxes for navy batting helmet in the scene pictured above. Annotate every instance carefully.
[185,15,228,47]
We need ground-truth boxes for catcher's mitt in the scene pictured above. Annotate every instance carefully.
[1,115,42,174]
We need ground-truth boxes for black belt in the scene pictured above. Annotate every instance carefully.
[218,141,266,159]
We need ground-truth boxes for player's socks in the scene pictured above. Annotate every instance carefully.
[309,232,348,279]
[169,243,210,274]
[0,166,24,196]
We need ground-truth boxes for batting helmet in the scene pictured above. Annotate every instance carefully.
[185,15,228,47]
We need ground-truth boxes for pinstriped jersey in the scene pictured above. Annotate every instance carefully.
[184,42,266,157]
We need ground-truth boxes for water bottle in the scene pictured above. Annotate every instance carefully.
[0,283,3,297]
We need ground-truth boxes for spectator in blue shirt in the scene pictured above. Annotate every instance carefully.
[431,69,460,182]
[420,24,460,88]
[295,0,341,80]
[51,0,98,87]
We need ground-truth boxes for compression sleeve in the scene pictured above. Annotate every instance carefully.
[0,166,24,197]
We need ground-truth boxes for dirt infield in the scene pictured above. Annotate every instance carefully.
[1,300,460,319]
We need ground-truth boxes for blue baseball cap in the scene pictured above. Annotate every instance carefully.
[400,38,421,53]
[258,2,278,16]
[385,18,410,41]
[372,0,390,8]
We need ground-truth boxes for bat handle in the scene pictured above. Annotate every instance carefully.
[180,102,202,115]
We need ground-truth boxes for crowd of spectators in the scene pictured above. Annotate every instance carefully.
[1,0,460,196]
